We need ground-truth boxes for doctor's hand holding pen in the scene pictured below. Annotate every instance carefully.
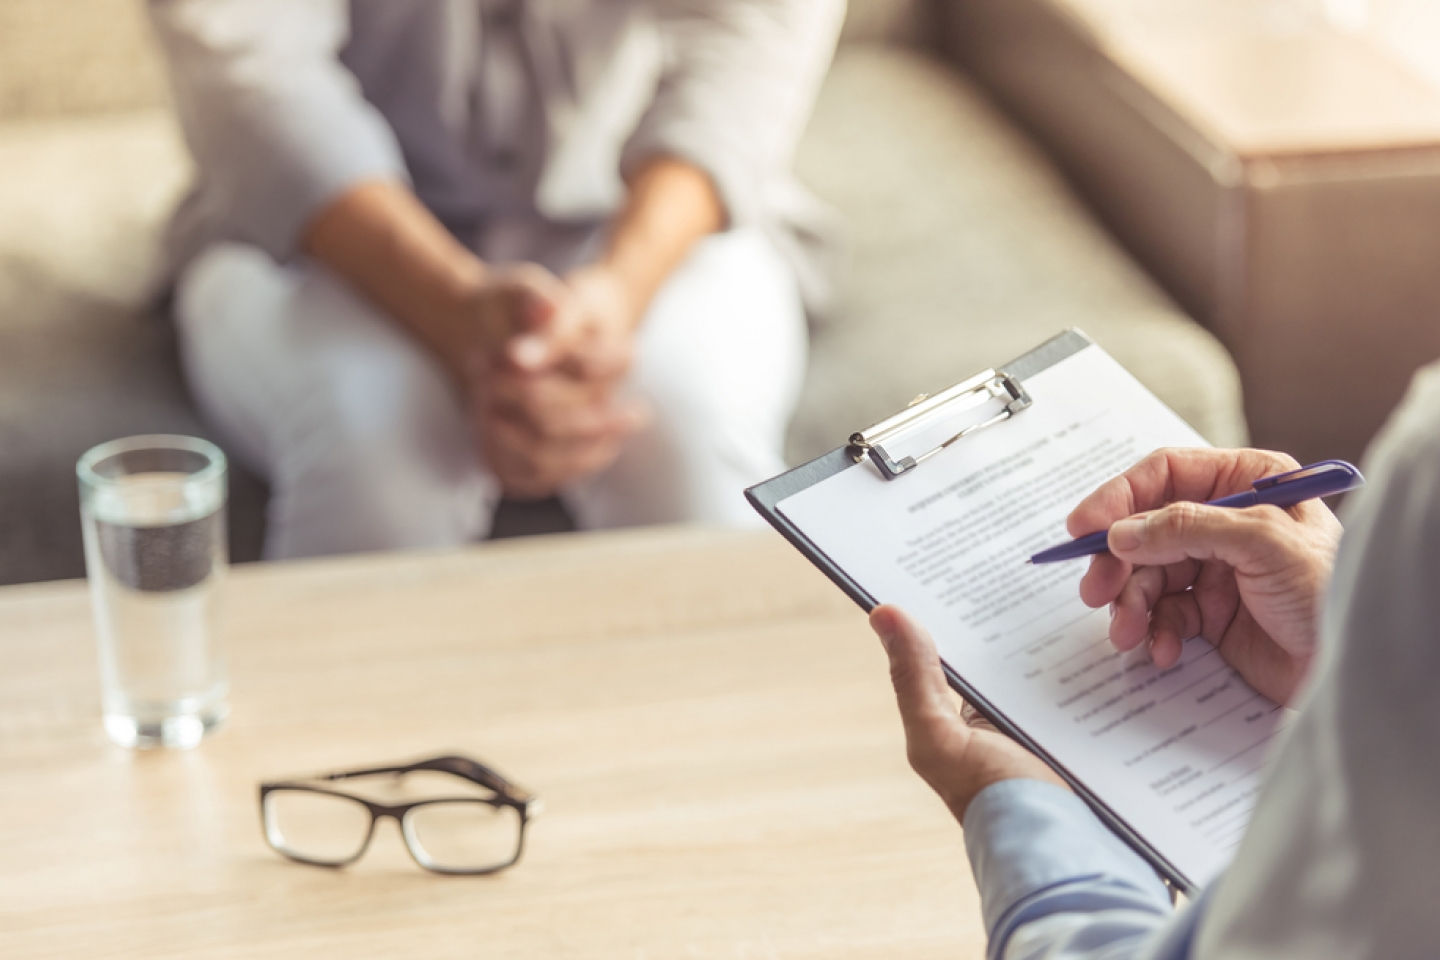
[868,446,1349,820]
[1060,447,1347,706]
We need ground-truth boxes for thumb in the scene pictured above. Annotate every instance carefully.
[502,270,571,369]
[506,291,560,369]
[869,605,961,748]
[1109,502,1282,572]
[511,296,595,373]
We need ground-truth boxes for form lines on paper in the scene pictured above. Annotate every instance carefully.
[1219,829,1250,852]
[1204,803,1258,840]
[1006,597,1087,639]
[1003,609,1098,660]
[1208,730,1284,775]
[1158,659,1229,704]
[1042,636,1111,673]
[1211,814,1256,850]
[1200,692,1263,730]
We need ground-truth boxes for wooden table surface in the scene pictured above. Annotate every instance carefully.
[0,527,985,959]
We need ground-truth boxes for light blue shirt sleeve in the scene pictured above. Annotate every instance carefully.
[963,779,1212,960]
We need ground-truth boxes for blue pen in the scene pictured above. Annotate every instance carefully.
[1028,460,1365,565]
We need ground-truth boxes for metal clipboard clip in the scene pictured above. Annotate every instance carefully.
[848,369,1033,480]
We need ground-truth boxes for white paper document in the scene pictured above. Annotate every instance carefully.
[777,345,1290,888]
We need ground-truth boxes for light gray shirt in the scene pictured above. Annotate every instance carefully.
[148,0,844,302]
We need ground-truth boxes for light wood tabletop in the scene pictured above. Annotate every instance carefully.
[0,527,986,959]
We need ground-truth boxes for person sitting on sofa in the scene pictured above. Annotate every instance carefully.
[868,366,1440,957]
[147,0,843,559]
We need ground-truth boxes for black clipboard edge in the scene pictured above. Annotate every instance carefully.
[745,448,880,611]
[744,329,1196,895]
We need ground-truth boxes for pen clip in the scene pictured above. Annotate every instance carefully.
[1252,459,1362,492]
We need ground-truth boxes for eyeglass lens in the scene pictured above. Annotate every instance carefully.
[263,790,373,865]
[403,801,522,872]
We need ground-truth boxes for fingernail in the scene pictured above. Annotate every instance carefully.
[1110,518,1145,552]
[1108,601,1116,619]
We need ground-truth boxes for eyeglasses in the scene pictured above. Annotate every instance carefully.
[259,754,540,875]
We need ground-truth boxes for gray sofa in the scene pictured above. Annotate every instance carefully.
[0,0,1246,586]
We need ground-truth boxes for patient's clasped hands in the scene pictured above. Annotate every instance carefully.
[872,446,1345,824]
[300,161,723,507]
[461,262,650,500]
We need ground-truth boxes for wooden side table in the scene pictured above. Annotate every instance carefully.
[944,0,1440,466]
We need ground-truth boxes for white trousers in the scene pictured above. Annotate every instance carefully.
[174,230,806,560]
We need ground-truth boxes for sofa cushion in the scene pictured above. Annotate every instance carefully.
[0,0,169,119]
[788,44,1247,464]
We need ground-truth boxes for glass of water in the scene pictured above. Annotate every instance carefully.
[77,435,229,749]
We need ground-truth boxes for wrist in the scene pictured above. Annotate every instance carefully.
[439,253,490,306]
[941,733,1069,823]
[595,155,723,328]
[426,254,494,357]
[302,180,493,378]
[571,261,646,334]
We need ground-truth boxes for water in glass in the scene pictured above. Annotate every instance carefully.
[78,437,229,749]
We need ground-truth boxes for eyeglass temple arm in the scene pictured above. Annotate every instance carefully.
[320,755,532,802]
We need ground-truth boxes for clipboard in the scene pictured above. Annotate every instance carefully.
[749,328,1092,607]
[747,329,1227,894]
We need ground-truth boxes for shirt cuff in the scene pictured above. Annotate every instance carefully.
[964,780,1174,957]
